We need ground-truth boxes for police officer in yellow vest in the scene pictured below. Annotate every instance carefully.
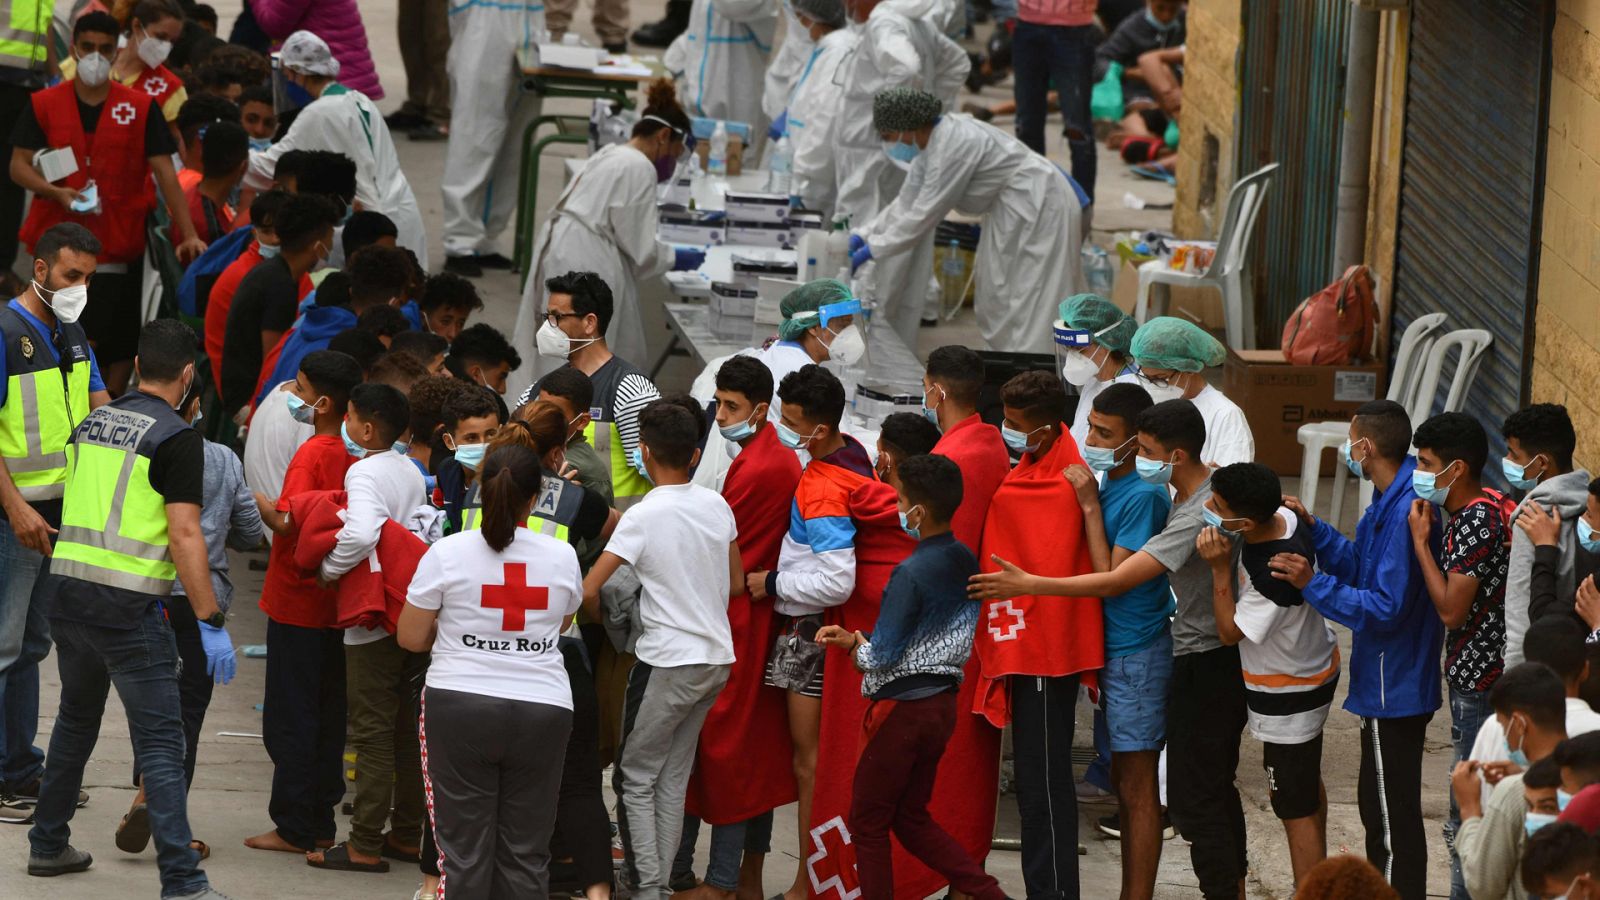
[0,223,109,819]
[517,272,659,513]
[26,320,232,898]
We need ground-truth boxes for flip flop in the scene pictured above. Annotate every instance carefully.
[306,842,390,873]
[1131,164,1178,186]
[115,803,150,853]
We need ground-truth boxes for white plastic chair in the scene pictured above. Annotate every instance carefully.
[1295,312,1447,523]
[1134,162,1279,350]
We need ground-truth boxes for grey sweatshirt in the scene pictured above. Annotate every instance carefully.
[1506,468,1592,667]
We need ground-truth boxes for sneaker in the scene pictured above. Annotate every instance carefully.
[1075,781,1114,804]
[168,889,234,900]
[413,890,437,900]
[443,255,484,278]
[0,796,33,824]
[476,253,514,270]
[1096,811,1177,840]
[6,778,88,811]
[27,844,92,876]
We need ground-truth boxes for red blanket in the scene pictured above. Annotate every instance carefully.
[686,426,802,824]
[806,477,997,900]
[932,413,1011,556]
[286,489,428,633]
[974,429,1104,726]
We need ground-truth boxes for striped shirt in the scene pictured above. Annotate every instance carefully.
[1233,509,1339,745]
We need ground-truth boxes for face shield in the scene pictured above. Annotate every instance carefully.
[1053,322,1097,387]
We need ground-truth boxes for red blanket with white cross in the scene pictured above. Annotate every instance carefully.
[974,428,1104,726]
[805,475,999,900]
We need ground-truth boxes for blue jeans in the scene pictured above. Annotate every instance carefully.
[1084,709,1112,792]
[673,811,775,891]
[0,516,49,791]
[30,606,208,898]
[1012,20,1097,201]
[1446,685,1493,900]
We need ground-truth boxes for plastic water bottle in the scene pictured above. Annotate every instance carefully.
[708,121,729,177]
[766,136,792,195]
[937,239,966,310]
[826,216,851,276]
[1082,244,1115,296]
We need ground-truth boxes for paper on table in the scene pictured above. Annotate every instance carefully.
[595,54,655,78]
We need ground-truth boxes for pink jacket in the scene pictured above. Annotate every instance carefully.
[250,0,384,100]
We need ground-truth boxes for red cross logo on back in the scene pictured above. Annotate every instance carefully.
[806,816,861,900]
[988,599,1026,642]
[479,563,549,630]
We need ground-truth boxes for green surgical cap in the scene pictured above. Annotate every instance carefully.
[1130,316,1226,373]
[1058,293,1136,354]
[778,278,852,341]
[873,88,942,134]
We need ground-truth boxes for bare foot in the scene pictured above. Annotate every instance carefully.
[306,843,384,866]
[244,829,309,853]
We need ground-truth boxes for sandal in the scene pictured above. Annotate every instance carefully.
[190,838,210,860]
[115,803,150,853]
[380,833,421,863]
[306,841,390,873]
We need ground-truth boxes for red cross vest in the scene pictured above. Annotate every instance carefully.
[19,80,155,264]
[130,64,182,116]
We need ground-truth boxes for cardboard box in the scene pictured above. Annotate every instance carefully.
[1223,348,1386,478]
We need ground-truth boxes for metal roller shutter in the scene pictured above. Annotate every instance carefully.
[1390,0,1553,461]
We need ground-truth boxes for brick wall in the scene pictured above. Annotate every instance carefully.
[1173,0,1241,239]
[1532,2,1600,472]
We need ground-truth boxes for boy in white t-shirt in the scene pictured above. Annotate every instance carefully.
[308,383,430,873]
[582,397,742,900]
[1196,462,1338,889]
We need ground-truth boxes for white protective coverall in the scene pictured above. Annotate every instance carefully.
[859,113,1085,355]
[439,0,544,260]
[835,0,968,344]
[786,27,858,217]
[509,142,674,398]
[762,7,813,123]
[665,0,778,137]
[246,84,429,269]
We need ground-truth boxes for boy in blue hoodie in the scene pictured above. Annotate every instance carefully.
[1273,399,1442,900]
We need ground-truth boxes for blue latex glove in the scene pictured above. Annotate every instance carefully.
[788,194,803,209]
[673,246,707,271]
[768,110,787,140]
[850,242,873,273]
[197,621,237,685]
[847,233,866,256]
[701,210,727,223]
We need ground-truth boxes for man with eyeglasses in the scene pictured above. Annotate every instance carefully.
[0,223,111,823]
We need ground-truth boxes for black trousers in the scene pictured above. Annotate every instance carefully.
[1010,673,1080,900]
[1360,712,1433,900]
[263,619,347,850]
[550,637,614,892]
[1166,645,1248,899]
[132,601,212,790]
[0,81,34,269]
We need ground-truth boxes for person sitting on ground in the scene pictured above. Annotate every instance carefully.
[1094,0,1185,151]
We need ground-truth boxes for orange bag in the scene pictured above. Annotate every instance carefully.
[1280,265,1376,365]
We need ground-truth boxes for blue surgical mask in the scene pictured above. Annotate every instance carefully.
[392,440,410,455]
[1560,788,1575,811]
[1338,438,1368,479]
[1503,455,1545,491]
[882,139,919,167]
[1505,715,1531,768]
[1580,517,1600,555]
[1083,436,1136,472]
[898,504,923,540]
[1135,454,1174,486]
[630,447,654,485]
[284,79,314,108]
[1202,504,1246,535]
[286,391,319,424]
[258,241,282,259]
[1525,811,1559,838]
[921,384,942,427]
[248,136,272,152]
[1412,464,1459,506]
[775,421,816,450]
[719,413,758,444]
[1001,423,1045,455]
[341,421,369,459]
[1144,9,1180,32]
[453,442,486,471]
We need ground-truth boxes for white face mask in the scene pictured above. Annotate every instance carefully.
[823,323,866,366]
[1060,348,1104,386]
[33,280,88,323]
[76,51,111,87]
[136,28,172,68]
[536,319,599,359]
[1137,373,1187,404]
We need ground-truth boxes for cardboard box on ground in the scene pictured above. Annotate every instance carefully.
[1110,255,1387,476]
